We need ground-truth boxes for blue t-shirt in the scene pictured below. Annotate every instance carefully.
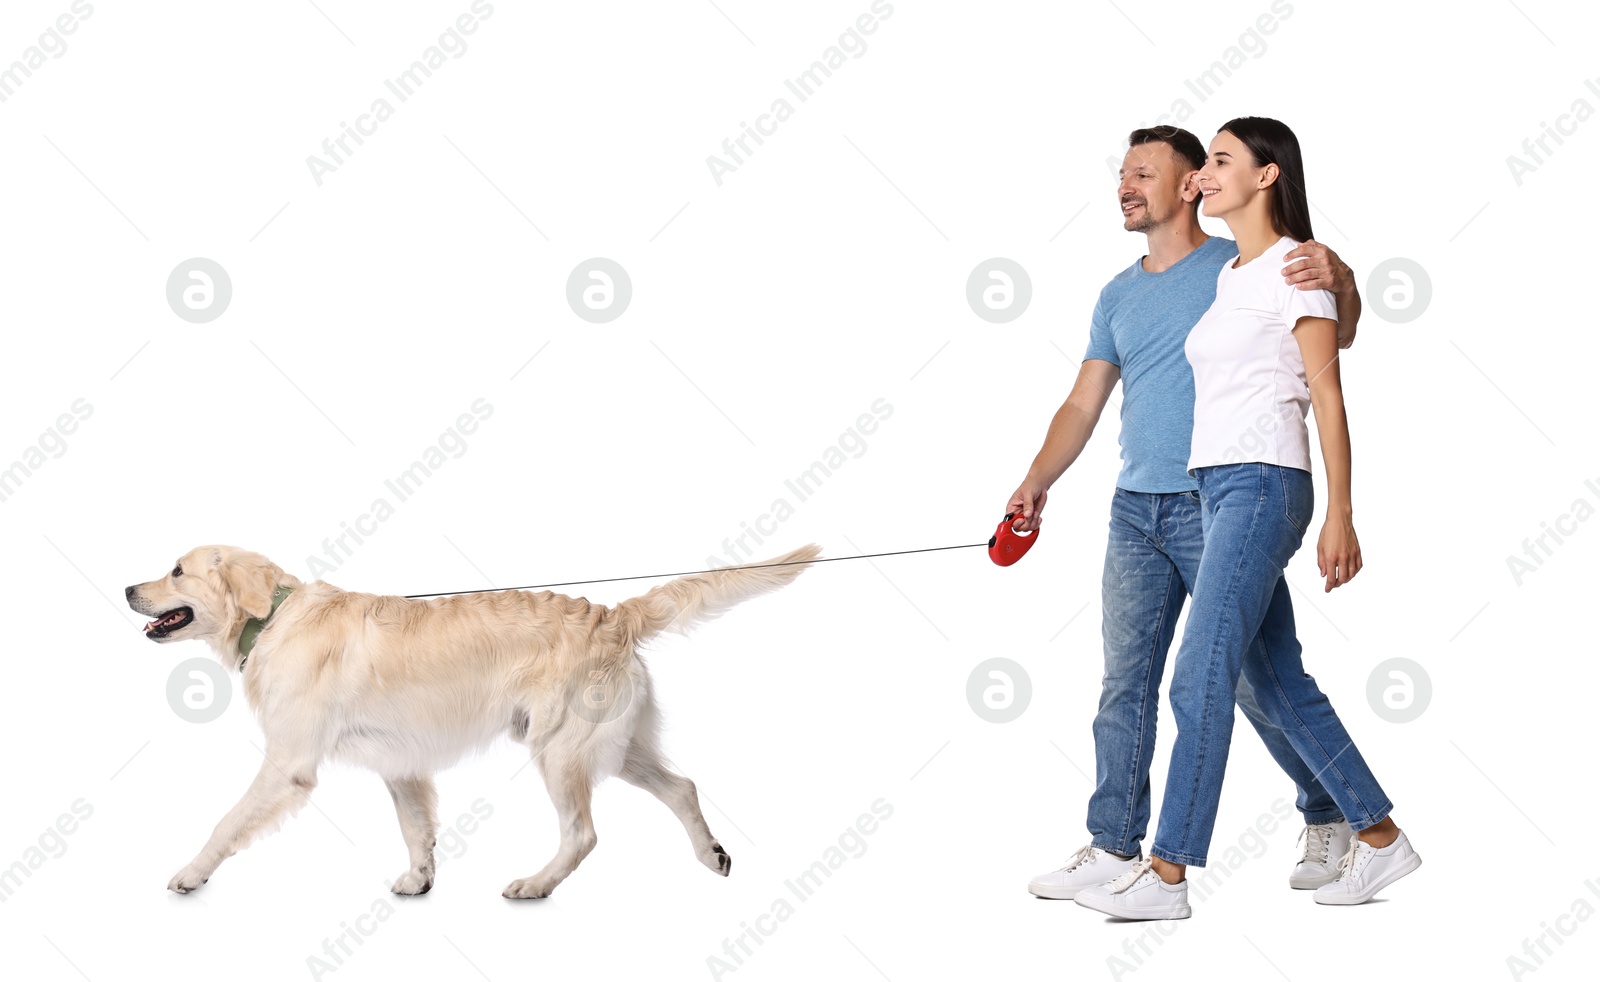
[1083,235,1238,493]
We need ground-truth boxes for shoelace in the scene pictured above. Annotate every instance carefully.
[1057,843,1098,872]
[1333,836,1368,881]
[1105,856,1156,894]
[1297,824,1336,865]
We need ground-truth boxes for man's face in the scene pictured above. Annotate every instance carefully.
[1117,142,1198,233]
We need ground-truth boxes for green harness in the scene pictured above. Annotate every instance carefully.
[238,586,293,670]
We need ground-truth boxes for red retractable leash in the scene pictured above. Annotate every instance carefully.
[406,512,1041,599]
[988,512,1040,566]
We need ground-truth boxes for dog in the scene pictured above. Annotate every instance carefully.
[125,542,820,898]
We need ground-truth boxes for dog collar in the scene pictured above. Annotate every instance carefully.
[238,586,293,669]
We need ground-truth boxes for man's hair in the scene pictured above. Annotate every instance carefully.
[1127,126,1206,213]
[1128,125,1207,171]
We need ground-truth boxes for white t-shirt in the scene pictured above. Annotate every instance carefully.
[1185,235,1338,475]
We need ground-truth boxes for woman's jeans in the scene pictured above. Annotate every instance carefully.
[1149,463,1393,868]
[1087,486,1342,859]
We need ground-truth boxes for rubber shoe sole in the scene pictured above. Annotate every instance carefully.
[1289,868,1340,890]
[1073,890,1192,920]
[1028,881,1080,900]
[1313,852,1422,905]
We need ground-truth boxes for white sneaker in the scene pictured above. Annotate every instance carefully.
[1073,857,1192,920]
[1028,844,1139,900]
[1289,820,1354,889]
[1313,829,1421,905]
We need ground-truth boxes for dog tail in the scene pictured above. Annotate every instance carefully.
[611,544,823,644]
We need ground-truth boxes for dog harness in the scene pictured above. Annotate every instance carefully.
[237,585,294,670]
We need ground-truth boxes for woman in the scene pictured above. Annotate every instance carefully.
[1073,117,1420,920]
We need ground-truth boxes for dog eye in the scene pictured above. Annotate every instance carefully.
[172,565,183,577]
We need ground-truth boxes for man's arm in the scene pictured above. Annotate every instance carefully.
[1282,240,1361,349]
[1006,358,1120,531]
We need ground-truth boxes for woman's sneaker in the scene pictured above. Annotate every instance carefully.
[1073,857,1192,920]
[1289,820,1354,889]
[1313,830,1422,905]
[1028,844,1139,900]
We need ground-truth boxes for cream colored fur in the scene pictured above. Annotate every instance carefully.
[125,543,820,898]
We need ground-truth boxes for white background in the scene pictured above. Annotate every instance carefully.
[1,1,1594,980]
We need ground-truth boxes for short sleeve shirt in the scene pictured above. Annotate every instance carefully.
[1084,235,1239,492]
[1184,235,1337,474]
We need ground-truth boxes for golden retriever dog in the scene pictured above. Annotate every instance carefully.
[125,542,820,898]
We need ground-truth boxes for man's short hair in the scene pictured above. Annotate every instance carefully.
[1127,125,1206,172]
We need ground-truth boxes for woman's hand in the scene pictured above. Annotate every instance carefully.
[1317,513,1362,592]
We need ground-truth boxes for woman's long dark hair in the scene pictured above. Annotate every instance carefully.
[1217,116,1314,242]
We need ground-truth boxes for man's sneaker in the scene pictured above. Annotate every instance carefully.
[1073,857,1192,920]
[1289,820,1354,889]
[1313,829,1421,905]
[1028,844,1139,900]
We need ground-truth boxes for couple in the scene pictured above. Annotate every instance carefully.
[1010,118,1420,919]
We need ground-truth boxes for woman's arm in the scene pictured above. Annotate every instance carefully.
[1293,315,1363,592]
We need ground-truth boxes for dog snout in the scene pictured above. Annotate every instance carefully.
[125,585,136,601]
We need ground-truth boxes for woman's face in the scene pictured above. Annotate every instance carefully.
[1197,129,1266,220]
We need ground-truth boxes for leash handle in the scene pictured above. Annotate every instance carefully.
[988,512,1039,567]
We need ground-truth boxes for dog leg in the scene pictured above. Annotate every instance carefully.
[385,775,439,895]
[619,744,730,876]
[503,760,596,899]
[168,749,318,893]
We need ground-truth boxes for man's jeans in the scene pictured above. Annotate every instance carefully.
[1087,483,1342,858]
[1149,463,1393,867]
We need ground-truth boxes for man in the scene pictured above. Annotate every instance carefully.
[1014,125,1361,900]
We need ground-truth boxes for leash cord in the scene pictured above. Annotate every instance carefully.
[403,541,990,599]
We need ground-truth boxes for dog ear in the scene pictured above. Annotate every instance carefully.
[221,555,279,620]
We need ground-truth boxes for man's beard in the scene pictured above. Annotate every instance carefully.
[1124,203,1159,233]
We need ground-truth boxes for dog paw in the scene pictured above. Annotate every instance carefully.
[392,868,434,895]
[168,865,209,894]
[502,876,554,899]
[701,842,732,877]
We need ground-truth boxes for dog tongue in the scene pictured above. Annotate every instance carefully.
[146,609,188,632]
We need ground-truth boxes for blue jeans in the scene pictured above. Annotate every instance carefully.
[1087,486,1342,858]
[1150,463,1394,867]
